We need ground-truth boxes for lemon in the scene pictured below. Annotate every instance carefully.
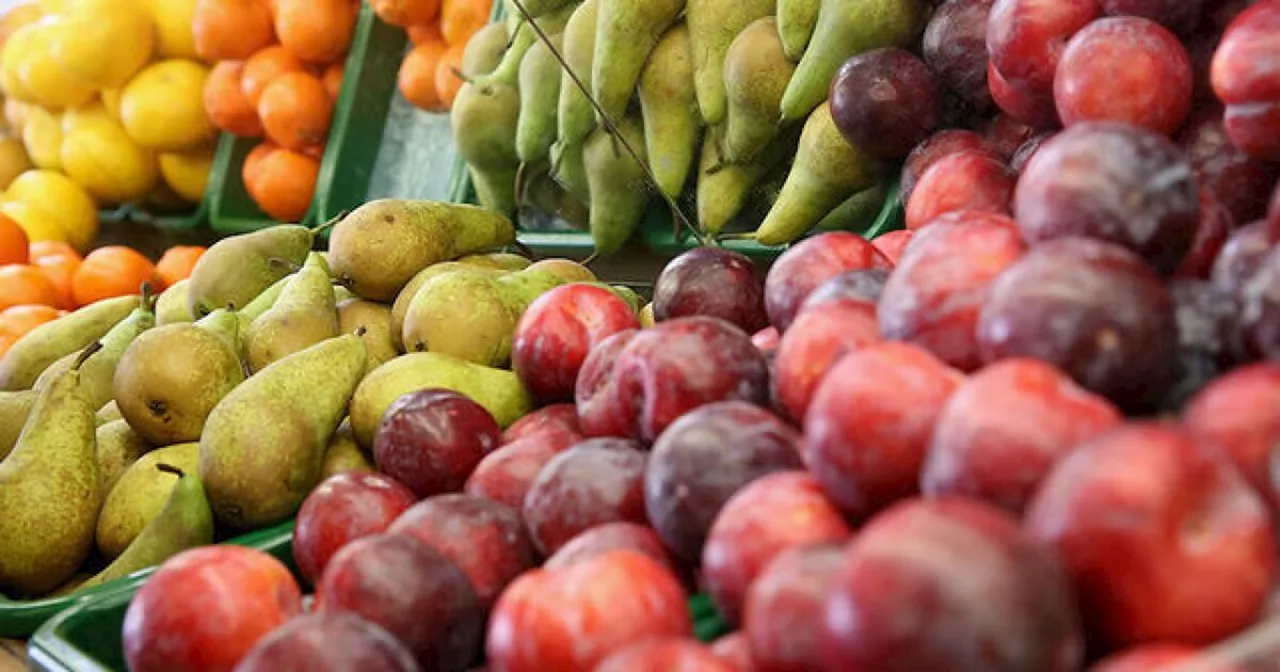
[119,59,214,152]
[35,0,67,13]
[0,135,32,189]
[16,16,96,109]
[60,103,158,204]
[0,21,38,101]
[2,99,26,134]
[158,143,212,203]
[0,2,45,42]
[144,0,197,60]
[20,104,61,170]
[49,0,154,89]
[99,87,122,120]
[0,198,66,243]
[6,168,98,250]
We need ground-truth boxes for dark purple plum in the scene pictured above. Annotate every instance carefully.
[829,48,941,160]
[1174,188,1234,280]
[1100,0,1206,35]
[922,0,994,113]
[653,247,767,333]
[983,113,1038,159]
[1211,220,1272,299]
[522,438,648,556]
[764,233,893,332]
[1180,105,1278,226]
[234,612,419,672]
[373,390,502,499]
[797,268,891,314]
[1239,246,1280,361]
[900,129,994,201]
[1163,279,1243,410]
[575,329,642,439]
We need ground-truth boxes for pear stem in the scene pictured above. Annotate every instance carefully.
[312,211,347,236]
[332,275,356,289]
[72,342,104,372]
[155,463,185,478]
[139,282,156,312]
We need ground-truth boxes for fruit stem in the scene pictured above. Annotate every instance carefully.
[155,463,185,478]
[72,342,104,372]
[139,282,156,312]
[312,211,347,236]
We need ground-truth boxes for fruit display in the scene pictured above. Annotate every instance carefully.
[379,0,496,113]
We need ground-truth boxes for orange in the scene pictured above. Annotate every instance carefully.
[193,0,276,62]
[244,146,318,222]
[204,60,265,138]
[30,249,79,309]
[322,60,344,101]
[434,42,467,110]
[274,0,357,65]
[72,246,162,306]
[371,0,440,28]
[0,304,62,343]
[29,240,81,265]
[0,213,29,266]
[300,143,325,160]
[398,42,448,112]
[407,22,443,47]
[241,45,307,107]
[0,265,63,310]
[258,70,333,150]
[242,141,277,186]
[440,0,491,46]
[155,245,206,287]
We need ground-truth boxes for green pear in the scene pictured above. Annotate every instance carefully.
[592,0,686,121]
[816,181,888,231]
[0,295,139,391]
[187,224,318,318]
[686,0,776,125]
[328,199,518,303]
[697,125,793,236]
[333,285,357,304]
[639,23,701,199]
[475,4,576,88]
[0,390,35,461]
[155,279,194,325]
[196,307,245,360]
[584,114,650,254]
[112,312,246,447]
[462,22,510,78]
[321,421,373,479]
[96,419,152,495]
[199,334,368,530]
[525,258,597,283]
[549,139,591,204]
[556,0,600,150]
[35,290,157,412]
[337,299,397,377]
[517,34,564,165]
[779,0,924,122]
[97,399,123,425]
[76,464,213,592]
[96,442,199,559]
[516,0,577,17]
[391,264,512,353]
[778,0,819,61]
[0,346,101,596]
[755,101,882,245]
[452,83,522,215]
[245,256,339,374]
[722,18,797,165]
[235,275,290,337]
[350,352,533,447]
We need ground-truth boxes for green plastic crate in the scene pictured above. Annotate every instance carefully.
[208,132,318,234]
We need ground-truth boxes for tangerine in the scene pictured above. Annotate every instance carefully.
[274,0,356,65]
[204,60,264,137]
[0,304,62,343]
[0,213,29,265]
[244,146,318,222]
[193,0,275,61]
[440,0,491,46]
[434,42,467,109]
[371,0,440,28]
[322,60,344,101]
[155,245,206,287]
[0,264,62,310]
[241,45,306,107]
[258,71,333,150]
[398,41,448,112]
[72,246,161,306]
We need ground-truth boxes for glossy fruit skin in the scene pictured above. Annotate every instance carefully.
[1211,0,1280,161]
[900,129,993,201]
[232,612,420,672]
[594,638,736,672]
[373,389,502,498]
[922,0,996,115]
[522,438,649,556]
[764,233,893,332]
[652,247,768,334]
[293,472,418,586]
[829,48,941,160]
[904,149,1016,231]
[744,543,846,672]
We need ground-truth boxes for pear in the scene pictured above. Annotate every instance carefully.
[638,302,656,328]
[816,181,888,231]
[321,421,374,479]
[199,334,368,530]
[755,101,882,245]
[96,419,152,494]
[402,267,566,366]
[0,295,139,391]
[245,255,339,373]
[391,264,512,353]
[0,345,101,596]
[517,34,565,165]
[778,0,819,61]
[97,399,123,425]
[186,224,318,317]
[517,0,577,17]
[592,0,686,122]
[76,464,213,592]
[452,83,522,215]
[697,126,791,236]
[337,298,398,377]
[235,275,291,335]
[556,0,600,151]
[722,18,797,165]
[456,252,533,272]
[112,312,246,447]
[0,390,36,460]
[96,442,199,559]
[350,352,533,447]
[328,198,518,303]
[462,23,510,78]
[197,307,245,359]
[686,0,776,125]
[607,284,643,313]
[779,0,924,122]
[475,4,576,88]
[584,113,650,254]
[155,279,194,325]
[34,289,157,412]
[525,258,597,283]
[333,285,358,304]
[639,23,701,199]
[549,139,591,204]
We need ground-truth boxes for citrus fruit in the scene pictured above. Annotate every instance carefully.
[158,143,214,203]
[0,199,65,244]
[61,103,160,204]
[0,212,29,265]
[434,42,466,110]
[274,0,356,65]
[155,245,205,286]
[0,134,32,189]
[371,0,440,28]
[147,0,199,59]
[15,16,96,109]
[440,0,490,46]
[398,41,448,112]
[0,20,38,101]
[0,263,62,309]
[321,60,344,101]
[0,304,63,341]
[19,105,59,170]
[407,22,443,46]
[244,145,317,222]
[120,59,217,152]
[49,0,154,88]
[5,169,98,251]
[28,243,79,308]
[193,0,274,61]
[241,140,275,186]
[257,70,332,150]
[2,100,27,134]
[204,60,263,137]
[73,246,161,304]
[241,45,305,107]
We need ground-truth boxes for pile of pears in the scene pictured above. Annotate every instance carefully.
[0,197,630,600]
[449,0,923,252]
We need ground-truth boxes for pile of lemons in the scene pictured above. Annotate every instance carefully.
[0,0,215,251]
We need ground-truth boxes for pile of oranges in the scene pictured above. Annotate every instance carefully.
[380,0,494,113]
[0,214,204,358]
[198,0,360,224]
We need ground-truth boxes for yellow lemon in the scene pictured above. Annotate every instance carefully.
[35,0,67,14]
[16,16,96,109]
[119,59,214,152]
[60,96,111,132]
[2,99,25,134]
[99,87,122,120]
[0,21,38,101]
[0,3,45,45]
[49,0,154,89]
[6,168,97,249]
[20,104,61,170]
[157,143,212,203]
[0,198,66,243]
[0,135,32,189]
[144,0,197,60]
[60,106,158,204]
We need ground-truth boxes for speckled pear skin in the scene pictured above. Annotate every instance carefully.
[592,0,687,121]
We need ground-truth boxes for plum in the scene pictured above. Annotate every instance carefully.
[904,149,1017,231]
[1026,423,1278,651]
[1174,188,1234,279]
[1099,0,1206,34]
[751,327,781,354]
[920,358,1122,514]
[1210,220,1272,300]
[644,401,803,561]
[1186,0,1251,103]
[1239,245,1280,359]
[797,268,891,313]
[233,612,420,672]
[819,498,1084,672]
[709,633,755,671]
[293,472,418,586]
[387,494,538,611]
[701,472,852,626]
[1180,105,1278,225]
[986,0,1100,98]
[594,639,736,672]
[986,60,1060,129]
[976,238,1178,412]
[774,300,880,423]
[522,438,648,556]
[575,329,641,438]
[922,0,995,114]
[464,438,566,513]
[829,48,941,160]
[543,522,675,571]
[1185,363,1280,509]
[764,232,892,332]
[982,113,1039,159]
[502,404,583,445]
[373,389,502,498]
[315,534,483,671]
[743,543,845,672]
[1161,280,1243,410]
[900,130,994,202]
[870,230,914,265]
[1211,0,1280,160]
[803,342,965,519]
[653,247,768,334]
[1088,644,1248,672]
[1010,131,1054,172]
[1014,122,1200,274]
[877,220,1024,371]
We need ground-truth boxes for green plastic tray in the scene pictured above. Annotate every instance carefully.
[0,519,295,640]
[207,130,318,235]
